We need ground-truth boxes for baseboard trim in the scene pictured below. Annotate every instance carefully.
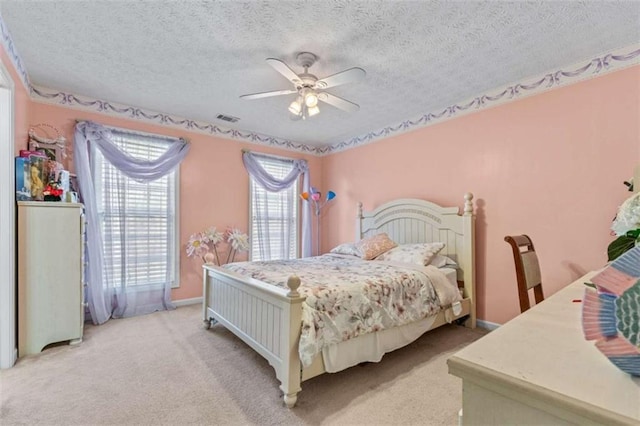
[476,319,501,331]
[174,297,203,307]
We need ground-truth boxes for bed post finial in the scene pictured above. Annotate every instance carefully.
[357,202,363,218]
[463,193,474,215]
[286,275,301,297]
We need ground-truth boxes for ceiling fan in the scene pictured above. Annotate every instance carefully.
[240,52,366,120]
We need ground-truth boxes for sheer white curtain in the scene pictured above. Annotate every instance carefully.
[74,121,189,324]
[242,151,311,259]
[94,132,178,319]
[251,159,298,260]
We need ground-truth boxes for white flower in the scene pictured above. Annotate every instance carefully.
[204,226,224,246]
[226,227,249,252]
[186,232,209,258]
[611,192,640,236]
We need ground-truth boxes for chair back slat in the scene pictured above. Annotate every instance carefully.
[521,251,541,290]
[504,234,544,313]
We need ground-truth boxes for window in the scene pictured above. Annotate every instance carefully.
[93,129,179,289]
[249,155,299,261]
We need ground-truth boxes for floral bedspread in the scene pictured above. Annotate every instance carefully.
[223,254,448,367]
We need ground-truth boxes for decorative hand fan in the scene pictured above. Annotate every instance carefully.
[582,245,640,376]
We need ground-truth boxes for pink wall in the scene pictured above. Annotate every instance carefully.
[14,53,639,323]
[0,44,30,152]
[28,102,322,301]
[321,66,640,324]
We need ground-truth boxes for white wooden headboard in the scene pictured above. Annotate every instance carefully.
[356,194,475,312]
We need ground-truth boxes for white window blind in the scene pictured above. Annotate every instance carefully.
[93,130,179,289]
[250,155,298,261]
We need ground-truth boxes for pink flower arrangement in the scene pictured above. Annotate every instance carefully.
[186,226,249,265]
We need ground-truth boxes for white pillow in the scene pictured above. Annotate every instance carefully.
[374,242,445,266]
[428,254,458,268]
[329,242,362,257]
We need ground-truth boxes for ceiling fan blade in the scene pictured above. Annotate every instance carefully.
[318,92,360,113]
[316,67,366,89]
[266,58,302,85]
[240,89,297,100]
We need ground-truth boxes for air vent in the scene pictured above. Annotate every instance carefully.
[216,114,240,123]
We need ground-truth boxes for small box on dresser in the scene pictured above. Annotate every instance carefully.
[17,201,85,357]
[15,157,31,201]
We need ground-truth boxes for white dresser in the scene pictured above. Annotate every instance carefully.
[448,272,640,425]
[17,201,85,357]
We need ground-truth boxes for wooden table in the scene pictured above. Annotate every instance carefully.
[448,272,640,425]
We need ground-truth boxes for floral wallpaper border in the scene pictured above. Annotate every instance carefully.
[29,84,317,154]
[318,46,640,155]
[2,14,639,156]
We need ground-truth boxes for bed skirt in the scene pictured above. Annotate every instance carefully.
[321,313,439,372]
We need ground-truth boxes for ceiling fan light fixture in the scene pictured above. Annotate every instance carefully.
[304,91,318,108]
[308,105,320,117]
[288,99,302,115]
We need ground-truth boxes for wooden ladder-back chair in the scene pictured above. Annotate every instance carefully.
[504,235,544,313]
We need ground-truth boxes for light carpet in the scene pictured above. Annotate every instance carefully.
[0,304,487,425]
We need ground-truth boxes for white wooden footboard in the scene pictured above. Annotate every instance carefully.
[202,265,304,408]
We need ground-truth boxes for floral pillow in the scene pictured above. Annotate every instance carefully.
[375,242,445,266]
[329,242,362,257]
[356,233,398,260]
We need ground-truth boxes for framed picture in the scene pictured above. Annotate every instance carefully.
[28,125,66,163]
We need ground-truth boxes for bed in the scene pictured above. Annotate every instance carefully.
[202,193,476,408]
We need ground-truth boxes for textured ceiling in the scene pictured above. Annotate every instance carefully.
[0,1,639,149]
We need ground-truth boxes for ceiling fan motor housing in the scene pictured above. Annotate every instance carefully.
[296,53,319,89]
[298,74,318,89]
